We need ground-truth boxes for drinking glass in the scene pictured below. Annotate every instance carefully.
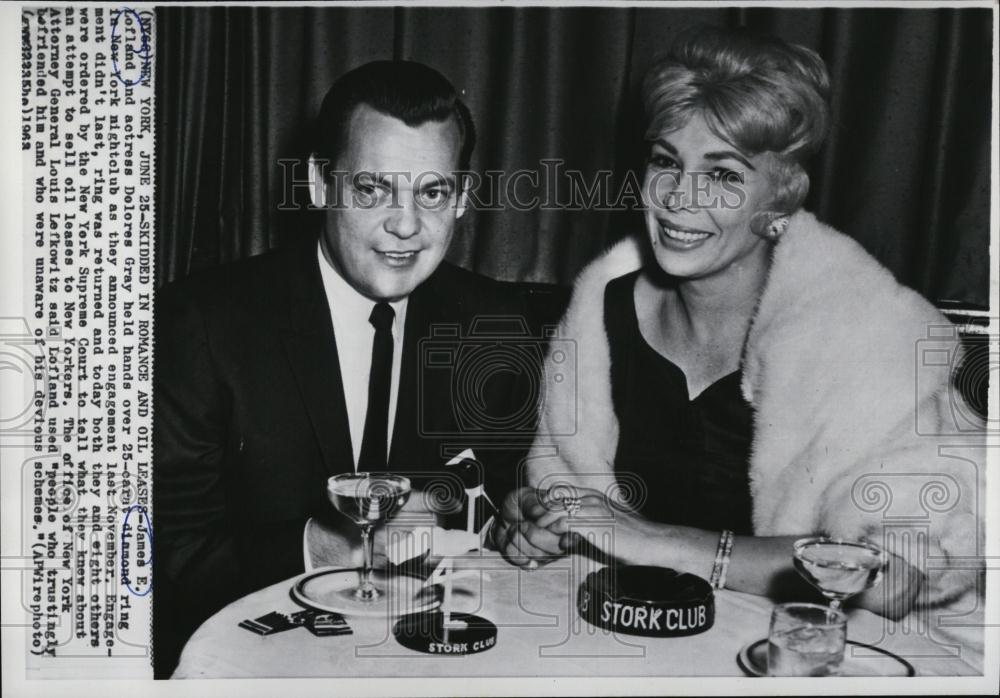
[793,537,887,611]
[327,472,411,602]
[767,602,847,676]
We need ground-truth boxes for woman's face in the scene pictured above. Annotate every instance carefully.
[642,112,780,282]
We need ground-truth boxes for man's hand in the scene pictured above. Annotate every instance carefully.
[306,516,417,570]
[494,487,565,568]
[307,486,441,570]
[306,515,374,569]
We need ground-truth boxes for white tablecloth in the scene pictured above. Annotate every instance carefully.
[173,551,981,678]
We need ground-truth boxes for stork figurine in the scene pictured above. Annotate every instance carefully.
[444,448,499,542]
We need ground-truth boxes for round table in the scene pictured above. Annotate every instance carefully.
[173,550,981,678]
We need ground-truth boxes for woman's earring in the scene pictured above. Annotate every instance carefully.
[750,211,789,240]
[768,216,789,239]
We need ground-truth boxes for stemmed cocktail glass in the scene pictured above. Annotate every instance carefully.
[327,472,411,602]
[792,536,888,612]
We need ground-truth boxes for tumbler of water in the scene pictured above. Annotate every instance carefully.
[767,602,847,677]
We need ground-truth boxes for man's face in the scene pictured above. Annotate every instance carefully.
[320,104,466,302]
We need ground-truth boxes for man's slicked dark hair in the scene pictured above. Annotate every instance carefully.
[313,60,476,173]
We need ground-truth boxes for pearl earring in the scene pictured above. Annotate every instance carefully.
[768,216,789,239]
[751,211,790,240]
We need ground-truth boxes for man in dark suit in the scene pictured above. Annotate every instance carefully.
[153,61,536,677]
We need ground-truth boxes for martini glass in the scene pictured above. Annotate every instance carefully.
[793,537,888,612]
[327,472,411,602]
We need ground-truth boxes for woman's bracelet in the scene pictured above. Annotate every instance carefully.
[709,529,734,590]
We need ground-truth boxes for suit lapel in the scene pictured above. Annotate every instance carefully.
[279,238,355,476]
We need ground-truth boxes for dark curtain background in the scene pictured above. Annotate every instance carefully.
[154,5,992,308]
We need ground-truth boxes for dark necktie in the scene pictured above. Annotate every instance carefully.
[358,302,395,472]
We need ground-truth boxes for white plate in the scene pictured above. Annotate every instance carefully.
[737,638,916,677]
[291,567,441,618]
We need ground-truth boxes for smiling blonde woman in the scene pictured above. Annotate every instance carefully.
[496,26,983,642]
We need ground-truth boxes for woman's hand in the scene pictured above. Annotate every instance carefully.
[496,485,709,580]
[532,487,654,559]
[493,486,566,568]
[498,484,924,620]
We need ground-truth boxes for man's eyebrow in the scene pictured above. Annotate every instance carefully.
[358,172,456,189]
[360,172,398,186]
[415,173,456,190]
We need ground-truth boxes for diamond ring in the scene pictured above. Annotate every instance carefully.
[562,496,582,518]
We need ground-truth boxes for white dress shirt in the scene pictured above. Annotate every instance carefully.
[305,241,408,569]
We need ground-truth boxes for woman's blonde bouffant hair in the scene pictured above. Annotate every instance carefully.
[642,25,831,212]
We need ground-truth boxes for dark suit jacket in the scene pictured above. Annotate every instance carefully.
[152,236,537,676]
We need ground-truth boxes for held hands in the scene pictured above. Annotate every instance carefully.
[493,486,628,568]
[492,487,564,568]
